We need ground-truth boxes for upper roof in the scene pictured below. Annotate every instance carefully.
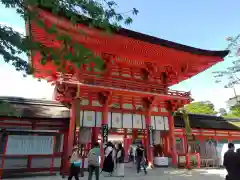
[28,7,229,86]
[38,6,228,58]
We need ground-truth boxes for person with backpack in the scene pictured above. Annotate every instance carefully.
[87,142,100,180]
[68,146,81,180]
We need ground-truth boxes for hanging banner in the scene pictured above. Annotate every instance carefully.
[148,125,154,147]
[102,124,108,145]
[79,127,91,144]
[154,130,161,145]
[6,135,54,155]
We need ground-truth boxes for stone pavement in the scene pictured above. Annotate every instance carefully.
[6,163,227,180]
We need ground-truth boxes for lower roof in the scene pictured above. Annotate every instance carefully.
[174,113,240,131]
[0,97,239,130]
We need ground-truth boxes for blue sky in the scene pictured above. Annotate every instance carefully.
[0,1,240,110]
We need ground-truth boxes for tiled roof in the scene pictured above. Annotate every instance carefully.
[0,96,69,119]
[174,113,240,131]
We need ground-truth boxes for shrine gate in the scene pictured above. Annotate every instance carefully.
[27,6,229,171]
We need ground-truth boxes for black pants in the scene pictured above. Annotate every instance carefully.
[88,165,100,180]
[68,164,80,180]
[136,157,147,174]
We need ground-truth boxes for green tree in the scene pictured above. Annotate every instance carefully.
[224,104,240,118]
[184,101,217,115]
[0,0,138,75]
[219,108,227,116]
[214,35,240,88]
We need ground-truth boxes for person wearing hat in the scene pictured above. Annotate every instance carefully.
[68,146,81,180]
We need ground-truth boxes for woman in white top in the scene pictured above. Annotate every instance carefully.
[102,142,114,175]
[116,143,125,177]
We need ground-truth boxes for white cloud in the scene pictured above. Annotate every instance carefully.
[0,62,54,99]
[0,23,54,100]
[0,22,25,34]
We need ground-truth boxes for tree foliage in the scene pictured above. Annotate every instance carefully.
[184,101,217,115]
[224,104,240,118]
[0,0,138,75]
[214,35,240,88]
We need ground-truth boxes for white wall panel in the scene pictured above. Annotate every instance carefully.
[112,113,122,128]
[83,111,95,127]
[151,116,156,129]
[96,112,102,127]
[123,113,132,129]
[155,116,165,130]
[133,114,142,129]
[164,116,169,130]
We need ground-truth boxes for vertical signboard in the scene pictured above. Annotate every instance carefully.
[148,125,154,147]
[102,124,108,145]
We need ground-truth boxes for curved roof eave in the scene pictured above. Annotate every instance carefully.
[35,6,229,58]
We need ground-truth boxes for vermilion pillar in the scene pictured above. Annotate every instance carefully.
[168,112,178,166]
[92,127,99,147]
[100,98,109,167]
[145,111,153,167]
[63,99,77,173]
[132,129,138,142]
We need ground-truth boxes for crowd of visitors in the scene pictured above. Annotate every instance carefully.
[67,140,148,180]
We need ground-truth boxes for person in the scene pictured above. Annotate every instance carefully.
[112,143,117,173]
[235,148,240,177]
[135,144,147,175]
[131,143,137,164]
[223,143,237,180]
[68,146,81,180]
[102,142,114,175]
[88,142,100,180]
[116,143,125,177]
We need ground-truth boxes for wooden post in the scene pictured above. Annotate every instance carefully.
[168,113,178,166]
[132,129,138,142]
[62,99,78,174]
[61,132,68,176]
[100,95,110,167]
[145,111,153,167]
[91,127,99,148]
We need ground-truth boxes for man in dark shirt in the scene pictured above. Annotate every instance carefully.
[135,144,147,174]
[223,143,237,180]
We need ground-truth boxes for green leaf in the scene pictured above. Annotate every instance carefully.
[124,17,133,25]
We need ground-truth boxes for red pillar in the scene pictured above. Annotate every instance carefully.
[92,127,99,147]
[100,102,109,167]
[123,129,129,162]
[168,113,178,166]
[145,111,153,167]
[132,129,138,142]
[62,100,77,174]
